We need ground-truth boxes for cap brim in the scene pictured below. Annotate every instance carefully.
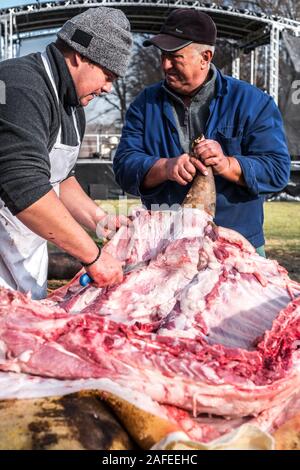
[143,34,192,52]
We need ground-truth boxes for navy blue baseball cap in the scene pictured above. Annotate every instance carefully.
[143,9,217,51]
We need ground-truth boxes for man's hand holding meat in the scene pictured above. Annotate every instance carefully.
[192,139,245,185]
[96,214,131,240]
[86,251,124,287]
[165,153,207,185]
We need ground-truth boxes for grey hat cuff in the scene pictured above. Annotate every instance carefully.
[57,21,131,77]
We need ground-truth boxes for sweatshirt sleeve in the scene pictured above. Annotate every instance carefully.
[0,65,55,215]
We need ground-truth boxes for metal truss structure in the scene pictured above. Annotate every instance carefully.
[1,0,300,103]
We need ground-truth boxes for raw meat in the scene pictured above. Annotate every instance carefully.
[0,208,299,443]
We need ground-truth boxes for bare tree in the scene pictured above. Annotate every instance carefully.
[102,78,129,125]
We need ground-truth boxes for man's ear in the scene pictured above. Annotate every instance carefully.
[200,50,213,68]
[71,51,83,68]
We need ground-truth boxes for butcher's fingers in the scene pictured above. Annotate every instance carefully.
[183,159,197,176]
[117,214,132,228]
[166,155,193,185]
[174,171,189,185]
[190,156,209,176]
[178,165,194,183]
[96,214,131,239]
[193,139,225,161]
[202,156,220,167]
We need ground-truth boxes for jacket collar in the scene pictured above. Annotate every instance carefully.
[215,67,228,97]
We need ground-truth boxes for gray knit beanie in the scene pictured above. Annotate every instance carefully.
[57,7,132,77]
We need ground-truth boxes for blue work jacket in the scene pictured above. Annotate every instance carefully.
[114,69,290,247]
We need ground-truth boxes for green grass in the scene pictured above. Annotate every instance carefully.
[264,202,300,249]
[264,202,300,281]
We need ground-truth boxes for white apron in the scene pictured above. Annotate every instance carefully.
[0,51,81,299]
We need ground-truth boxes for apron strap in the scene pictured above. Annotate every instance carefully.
[41,51,81,147]
[41,51,62,144]
[72,108,81,146]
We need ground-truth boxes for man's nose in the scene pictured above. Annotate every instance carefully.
[161,56,173,71]
[102,82,113,93]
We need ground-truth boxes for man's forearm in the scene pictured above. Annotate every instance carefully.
[17,189,99,265]
[142,158,168,190]
[59,176,106,231]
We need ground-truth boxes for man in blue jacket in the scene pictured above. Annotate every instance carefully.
[113,9,290,254]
